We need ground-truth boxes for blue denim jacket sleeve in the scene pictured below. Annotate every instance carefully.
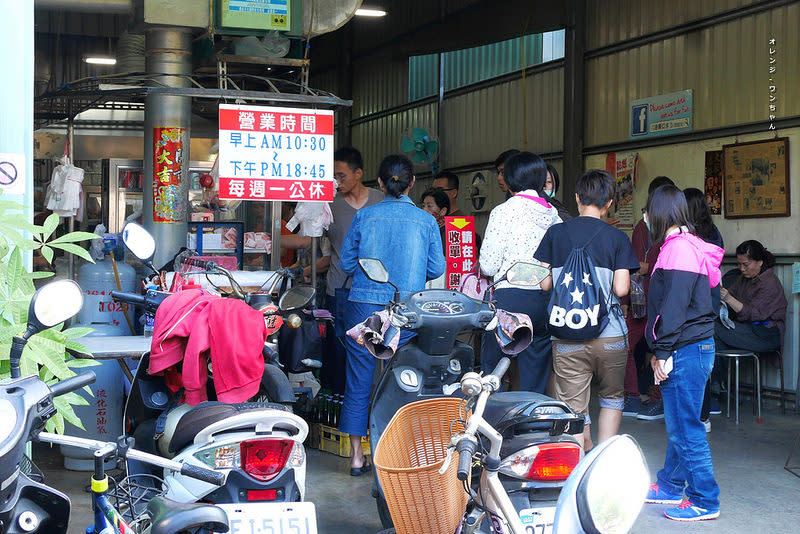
[339,211,360,276]
[427,222,446,279]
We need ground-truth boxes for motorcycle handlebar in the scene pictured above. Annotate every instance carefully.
[456,439,478,481]
[110,291,145,306]
[180,462,226,486]
[184,256,214,270]
[37,432,227,487]
[489,357,510,381]
[49,371,97,397]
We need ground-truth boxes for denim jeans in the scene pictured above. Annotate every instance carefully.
[339,301,415,437]
[657,337,720,510]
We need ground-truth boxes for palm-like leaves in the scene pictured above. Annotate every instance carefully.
[0,190,100,432]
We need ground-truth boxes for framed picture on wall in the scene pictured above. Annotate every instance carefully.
[722,138,790,219]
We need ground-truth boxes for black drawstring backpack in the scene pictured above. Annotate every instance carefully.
[547,225,611,341]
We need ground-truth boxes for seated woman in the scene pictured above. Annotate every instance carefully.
[717,240,787,354]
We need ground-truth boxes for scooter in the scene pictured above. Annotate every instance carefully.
[108,224,319,516]
[440,357,649,534]
[119,221,321,405]
[357,259,586,532]
[0,279,231,534]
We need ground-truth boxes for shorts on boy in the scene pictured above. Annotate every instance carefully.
[552,335,627,421]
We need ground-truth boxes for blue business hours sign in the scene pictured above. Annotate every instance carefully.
[630,90,693,139]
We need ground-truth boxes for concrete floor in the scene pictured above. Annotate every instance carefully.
[37,398,800,534]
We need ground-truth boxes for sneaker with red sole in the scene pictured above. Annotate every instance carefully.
[663,500,720,521]
[644,483,683,504]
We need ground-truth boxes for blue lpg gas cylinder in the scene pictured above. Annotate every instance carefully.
[60,323,126,471]
[76,252,136,333]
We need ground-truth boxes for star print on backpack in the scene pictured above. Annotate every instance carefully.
[547,226,610,341]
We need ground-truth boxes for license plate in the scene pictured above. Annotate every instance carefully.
[219,502,318,534]
[519,506,555,534]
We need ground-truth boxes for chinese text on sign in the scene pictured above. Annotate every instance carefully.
[218,104,335,202]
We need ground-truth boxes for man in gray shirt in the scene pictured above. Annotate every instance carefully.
[319,147,383,393]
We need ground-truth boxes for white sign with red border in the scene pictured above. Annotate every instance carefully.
[218,104,334,202]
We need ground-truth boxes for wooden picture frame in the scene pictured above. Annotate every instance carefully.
[723,138,790,219]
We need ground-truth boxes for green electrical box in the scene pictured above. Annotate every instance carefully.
[218,0,292,32]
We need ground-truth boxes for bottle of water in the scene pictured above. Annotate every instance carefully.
[143,314,155,338]
[142,284,156,338]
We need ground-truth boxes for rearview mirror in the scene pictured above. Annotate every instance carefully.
[279,285,315,311]
[505,262,551,287]
[553,434,648,534]
[122,222,156,263]
[358,258,390,284]
[29,279,84,332]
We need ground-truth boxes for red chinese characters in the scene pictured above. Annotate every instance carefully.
[152,127,185,222]
[444,216,477,290]
[218,104,335,202]
[219,178,335,202]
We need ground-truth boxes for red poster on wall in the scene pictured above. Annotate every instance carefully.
[444,216,476,290]
[153,127,185,223]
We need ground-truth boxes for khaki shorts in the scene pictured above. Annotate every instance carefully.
[552,335,628,419]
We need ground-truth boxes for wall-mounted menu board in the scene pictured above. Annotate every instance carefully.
[723,137,789,218]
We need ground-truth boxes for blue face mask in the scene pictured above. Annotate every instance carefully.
[643,213,650,231]
[545,190,555,198]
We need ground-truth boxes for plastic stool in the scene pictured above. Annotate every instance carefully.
[717,350,761,424]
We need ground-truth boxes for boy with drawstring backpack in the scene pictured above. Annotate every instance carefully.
[535,169,640,451]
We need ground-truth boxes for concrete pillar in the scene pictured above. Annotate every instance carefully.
[0,1,33,269]
[143,27,192,267]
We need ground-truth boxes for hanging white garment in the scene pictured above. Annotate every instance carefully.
[45,157,84,218]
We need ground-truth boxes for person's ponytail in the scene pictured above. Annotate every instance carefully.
[378,155,414,198]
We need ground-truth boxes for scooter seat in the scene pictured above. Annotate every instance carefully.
[483,391,584,457]
[147,496,229,534]
[484,392,554,423]
[165,401,291,455]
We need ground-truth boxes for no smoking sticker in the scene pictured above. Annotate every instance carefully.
[0,153,25,196]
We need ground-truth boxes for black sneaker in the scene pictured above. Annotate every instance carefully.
[709,398,722,416]
[622,396,643,417]
[637,400,665,420]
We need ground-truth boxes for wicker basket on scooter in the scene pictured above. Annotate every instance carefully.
[374,397,469,534]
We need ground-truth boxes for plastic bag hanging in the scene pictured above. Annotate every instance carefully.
[285,180,337,237]
[45,151,84,218]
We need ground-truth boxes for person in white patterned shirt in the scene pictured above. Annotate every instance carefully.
[479,151,561,393]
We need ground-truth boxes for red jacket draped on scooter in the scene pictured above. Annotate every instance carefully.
[149,289,267,405]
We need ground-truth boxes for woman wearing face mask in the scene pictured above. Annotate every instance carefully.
[544,164,573,221]
[480,152,561,394]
